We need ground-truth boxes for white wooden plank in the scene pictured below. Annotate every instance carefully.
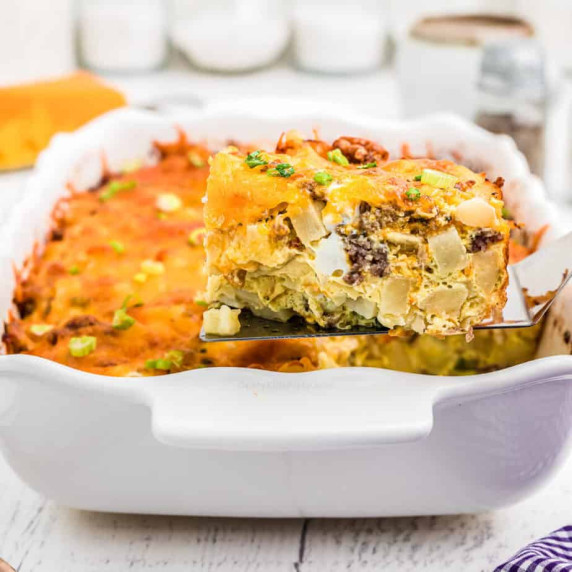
[299,459,572,571]
[0,456,303,572]
[1,453,571,572]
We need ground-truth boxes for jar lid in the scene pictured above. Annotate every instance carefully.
[410,14,533,47]
[478,39,547,99]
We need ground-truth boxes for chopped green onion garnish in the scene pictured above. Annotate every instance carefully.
[69,265,80,275]
[267,163,295,178]
[413,174,422,181]
[121,294,143,309]
[145,358,172,371]
[188,151,205,168]
[420,169,458,188]
[145,349,184,371]
[314,171,333,185]
[165,350,184,368]
[156,193,182,213]
[245,150,268,169]
[100,180,137,202]
[141,260,165,275]
[405,187,421,201]
[327,149,349,166]
[110,240,125,254]
[112,307,136,330]
[194,298,208,307]
[30,324,54,336]
[357,162,377,169]
[69,336,97,358]
[188,227,206,246]
[501,207,512,219]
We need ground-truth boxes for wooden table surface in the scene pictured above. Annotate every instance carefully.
[1,451,571,572]
[1,128,572,572]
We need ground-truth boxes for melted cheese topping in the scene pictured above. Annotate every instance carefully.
[3,140,337,376]
[3,135,538,376]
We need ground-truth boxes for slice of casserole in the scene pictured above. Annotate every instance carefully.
[204,133,510,336]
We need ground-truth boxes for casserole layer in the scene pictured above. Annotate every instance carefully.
[205,132,510,336]
[3,134,538,376]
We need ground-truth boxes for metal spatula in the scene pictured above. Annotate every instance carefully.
[200,231,572,342]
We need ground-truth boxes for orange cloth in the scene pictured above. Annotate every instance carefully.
[0,72,126,170]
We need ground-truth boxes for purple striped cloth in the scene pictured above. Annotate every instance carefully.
[495,526,572,571]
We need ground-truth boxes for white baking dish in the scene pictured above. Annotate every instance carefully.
[1,104,571,517]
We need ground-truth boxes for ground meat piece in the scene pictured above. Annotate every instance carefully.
[95,359,120,368]
[332,136,389,165]
[357,202,399,233]
[63,315,100,330]
[358,201,371,215]
[299,180,324,201]
[15,297,36,319]
[494,176,505,189]
[288,236,304,250]
[469,229,503,252]
[45,330,59,346]
[343,271,362,285]
[50,227,65,241]
[61,314,115,337]
[41,297,54,319]
[2,322,29,353]
[342,232,390,284]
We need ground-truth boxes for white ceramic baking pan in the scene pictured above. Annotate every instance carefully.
[1,104,572,517]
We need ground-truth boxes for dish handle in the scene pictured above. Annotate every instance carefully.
[144,367,444,452]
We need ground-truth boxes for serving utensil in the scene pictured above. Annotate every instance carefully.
[201,231,572,342]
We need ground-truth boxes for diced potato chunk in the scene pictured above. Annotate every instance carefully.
[203,305,241,336]
[289,202,327,246]
[379,276,411,316]
[347,297,377,319]
[472,250,500,294]
[420,284,468,318]
[313,232,349,277]
[411,315,426,334]
[455,197,497,227]
[227,224,292,267]
[386,232,423,248]
[427,227,468,276]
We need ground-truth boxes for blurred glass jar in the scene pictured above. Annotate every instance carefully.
[172,0,290,73]
[397,15,534,118]
[475,40,547,176]
[79,0,168,73]
[293,0,387,74]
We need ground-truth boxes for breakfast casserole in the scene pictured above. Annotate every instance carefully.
[204,132,510,337]
[2,133,538,376]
